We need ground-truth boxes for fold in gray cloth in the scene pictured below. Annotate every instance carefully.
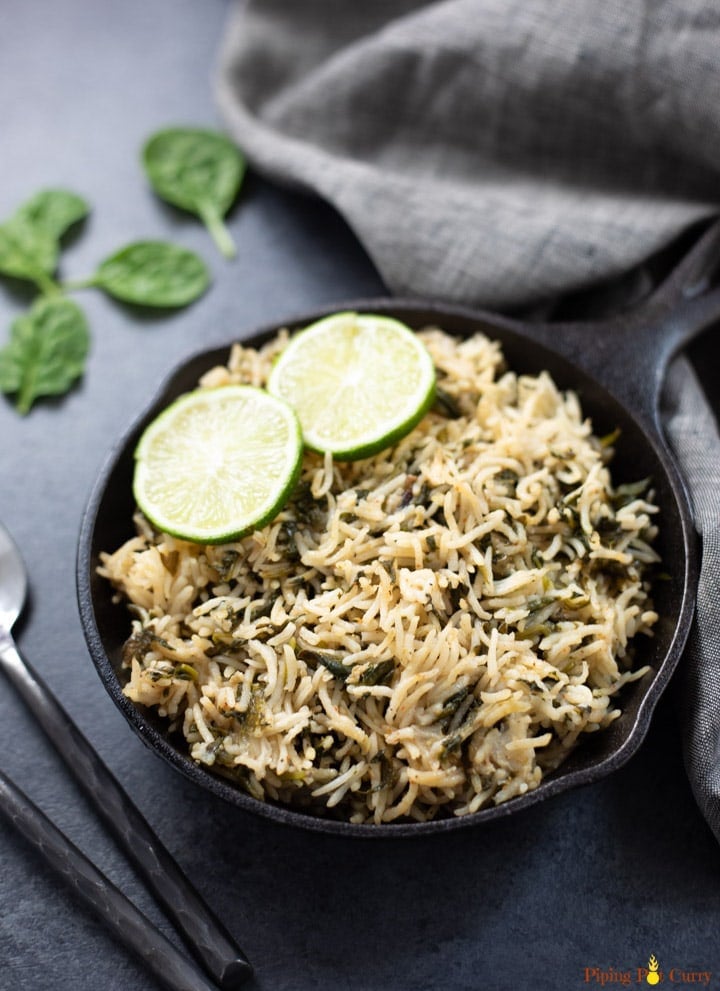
[216,1,720,840]
[216,0,720,308]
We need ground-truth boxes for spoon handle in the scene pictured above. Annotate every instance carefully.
[0,767,222,991]
[0,633,252,990]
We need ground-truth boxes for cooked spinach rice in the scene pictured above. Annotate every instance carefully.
[99,327,659,823]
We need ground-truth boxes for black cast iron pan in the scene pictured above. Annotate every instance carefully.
[77,218,720,837]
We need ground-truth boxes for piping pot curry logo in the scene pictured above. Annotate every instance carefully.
[583,955,713,986]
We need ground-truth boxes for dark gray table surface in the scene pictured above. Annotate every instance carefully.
[2,2,720,990]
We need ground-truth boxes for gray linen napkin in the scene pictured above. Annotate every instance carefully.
[665,359,720,842]
[216,1,720,839]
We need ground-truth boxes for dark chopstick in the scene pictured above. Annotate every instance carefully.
[0,637,252,989]
[0,768,223,991]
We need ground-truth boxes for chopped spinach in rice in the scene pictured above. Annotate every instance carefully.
[99,327,658,824]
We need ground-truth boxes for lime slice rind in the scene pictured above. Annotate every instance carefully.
[306,384,436,460]
[267,311,436,460]
[133,385,302,544]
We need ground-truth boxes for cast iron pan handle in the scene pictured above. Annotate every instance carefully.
[645,216,720,308]
[521,217,720,431]
[0,635,252,990]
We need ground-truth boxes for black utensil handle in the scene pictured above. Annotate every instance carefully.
[0,634,252,990]
[0,768,220,991]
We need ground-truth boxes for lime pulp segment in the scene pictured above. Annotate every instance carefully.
[133,385,302,543]
[267,311,436,459]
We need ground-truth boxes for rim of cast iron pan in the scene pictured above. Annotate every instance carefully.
[77,222,720,837]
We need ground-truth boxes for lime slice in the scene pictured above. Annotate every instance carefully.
[133,385,302,544]
[267,311,436,460]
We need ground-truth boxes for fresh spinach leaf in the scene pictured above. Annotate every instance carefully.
[0,158,219,416]
[0,189,88,293]
[0,296,89,413]
[15,189,90,241]
[91,240,210,307]
[0,216,59,292]
[142,127,244,258]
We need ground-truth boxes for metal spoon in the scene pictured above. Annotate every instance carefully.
[0,521,253,989]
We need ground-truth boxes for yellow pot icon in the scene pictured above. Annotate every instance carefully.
[647,955,660,985]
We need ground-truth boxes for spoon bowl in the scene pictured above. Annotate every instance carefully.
[0,524,26,633]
